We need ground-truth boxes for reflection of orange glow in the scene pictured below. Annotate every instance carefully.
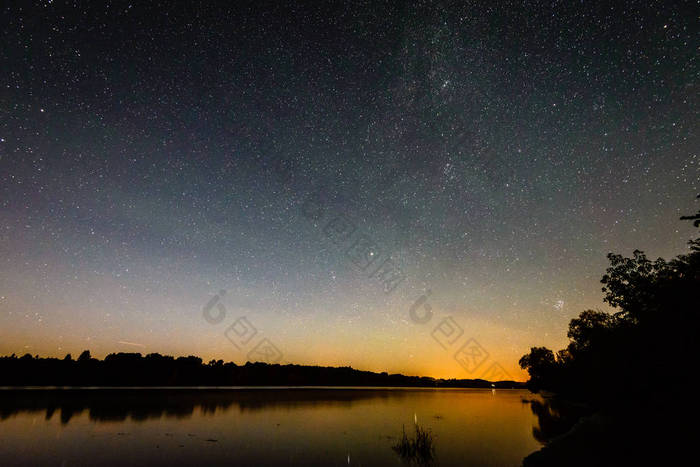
[0,389,543,465]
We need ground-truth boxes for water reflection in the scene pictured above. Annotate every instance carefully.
[521,396,592,444]
[0,388,543,466]
[0,388,406,424]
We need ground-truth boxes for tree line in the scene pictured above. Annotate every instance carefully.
[0,350,522,388]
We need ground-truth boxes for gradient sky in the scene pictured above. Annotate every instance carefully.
[1,1,697,380]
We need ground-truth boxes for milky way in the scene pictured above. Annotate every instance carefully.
[1,1,697,379]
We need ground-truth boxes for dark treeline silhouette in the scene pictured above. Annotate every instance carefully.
[519,198,699,466]
[0,350,522,388]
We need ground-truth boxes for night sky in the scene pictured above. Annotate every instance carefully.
[1,1,697,380]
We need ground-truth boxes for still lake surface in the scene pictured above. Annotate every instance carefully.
[0,387,544,466]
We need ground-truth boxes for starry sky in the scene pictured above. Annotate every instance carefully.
[1,1,697,380]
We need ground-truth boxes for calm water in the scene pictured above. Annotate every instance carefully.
[0,388,544,466]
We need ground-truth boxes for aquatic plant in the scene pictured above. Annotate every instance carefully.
[392,423,435,465]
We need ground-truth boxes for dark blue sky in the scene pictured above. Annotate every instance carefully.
[1,1,697,379]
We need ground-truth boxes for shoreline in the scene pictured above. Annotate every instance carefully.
[0,385,528,391]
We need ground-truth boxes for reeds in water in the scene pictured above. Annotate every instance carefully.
[392,423,435,465]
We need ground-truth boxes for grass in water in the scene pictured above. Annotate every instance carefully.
[392,424,435,465]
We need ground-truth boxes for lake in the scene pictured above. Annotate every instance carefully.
[0,388,545,466]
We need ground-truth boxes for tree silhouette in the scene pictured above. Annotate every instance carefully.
[565,310,614,354]
[0,352,523,388]
[679,194,700,227]
[520,196,700,400]
[518,347,557,391]
[520,197,700,465]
